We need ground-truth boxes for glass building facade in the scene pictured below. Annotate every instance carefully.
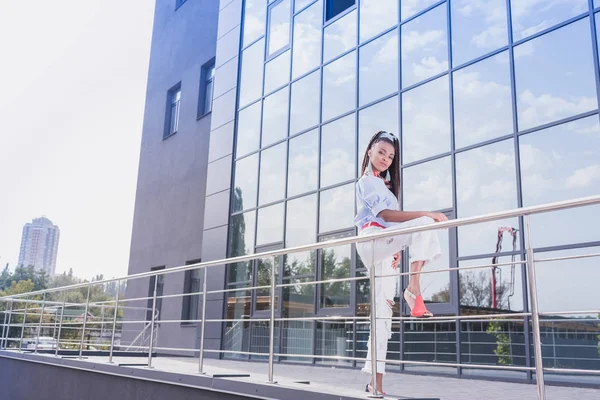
[214,0,600,384]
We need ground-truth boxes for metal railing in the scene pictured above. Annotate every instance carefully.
[1,195,600,399]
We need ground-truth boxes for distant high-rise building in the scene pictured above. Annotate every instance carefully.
[18,216,60,276]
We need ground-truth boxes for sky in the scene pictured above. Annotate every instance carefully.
[0,1,155,280]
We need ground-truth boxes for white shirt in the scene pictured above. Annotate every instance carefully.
[354,174,399,230]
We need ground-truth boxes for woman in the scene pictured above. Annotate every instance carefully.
[355,131,448,395]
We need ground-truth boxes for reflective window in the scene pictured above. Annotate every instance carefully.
[261,87,289,147]
[520,116,600,248]
[286,194,317,247]
[290,70,321,134]
[264,50,291,94]
[456,139,518,256]
[514,19,597,131]
[321,114,356,187]
[236,101,262,157]
[323,9,356,63]
[239,39,266,108]
[243,0,267,46]
[259,142,287,205]
[228,210,257,283]
[256,255,280,311]
[268,0,291,56]
[401,3,448,88]
[256,202,285,245]
[359,0,398,43]
[596,0,600,9]
[319,183,355,233]
[451,0,508,66]
[357,96,398,174]
[284,251,316,277]
[325,0,354,21]
[416,226,451,304]
[359,29,399,106]
[287,129,319,197]
[402,156,452,211]
[294,0,314,12]
[401,0,439,21]
[322,51,356,121]
[402,75,450,163]
[320,244,351,308]
[292,0,323,79]
[453,52,513,149]
[233,154,259,212]
[511,0,587,40]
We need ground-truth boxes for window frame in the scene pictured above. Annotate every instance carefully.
[164,83,182,140]
[175,0,187,10]
[324,0,356,24]
[198,58,215,119]
[266,0,293,61]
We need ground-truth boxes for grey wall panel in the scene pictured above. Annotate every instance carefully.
[211,88,237,129]
[216,25,241,68]
[204,190,231,230]
[217,0,242,39]
[206,155,233,195]
[214,56,240,98]
[208,121,235,162]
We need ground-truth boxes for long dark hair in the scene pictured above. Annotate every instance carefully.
[360,130,400,199]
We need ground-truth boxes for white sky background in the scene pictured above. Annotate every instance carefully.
[0,1,155,279]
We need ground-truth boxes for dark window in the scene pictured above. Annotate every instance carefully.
[325,0,355,21]
[199,60,215,117]
[182,259,202,323]
[175,0,187,9]
[164,83,181,139]
[147,266,165,321]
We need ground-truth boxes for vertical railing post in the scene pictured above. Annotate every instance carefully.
[147,275,159,368]
[55,291,66,357]
[35,293,46,354]
[19,296,29,352]
[108,279,121,364]
[268,255,277,384]
[368,239,382,398]
[79,285,91,359]
[100,304,105,343]
[198,267,208,374]
[525,215,546,400]
[6,300,14,349]
[1,300,8,350]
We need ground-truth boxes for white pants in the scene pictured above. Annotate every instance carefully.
[357,216,442,375]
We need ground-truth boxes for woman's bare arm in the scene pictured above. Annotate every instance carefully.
[378,209,448,223]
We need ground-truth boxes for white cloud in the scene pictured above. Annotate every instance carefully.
[565,165,600,189]
[402,29,445,54]
[519,90,598,130]
[411,56,448,81]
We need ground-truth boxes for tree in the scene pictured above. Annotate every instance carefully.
[431,270,511,310]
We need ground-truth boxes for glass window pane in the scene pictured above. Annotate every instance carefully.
[287,129,319,196]
[511,0,587,40]
[357,96,398,175]
[292,0,323,79]
[359,28,399,106]
[320,244,351,308]
[294,0,314,12]
[401,0,439,21]
[268,0,291,55]
[456,139,518,256]
[262,87,289,147]
[596,0,600,9]
[402,75,450,163]
[451,0,508,66]
[326,0,354,21]
[417,227,451,304]
[259,142,287,205]
[520,116,600,248]
[453,51,513,149]
[320,114,356,187]
[402,156,452,211]
[264,50,291,94]
[322,51,356,121]
[243,0,267,46]
[286,194,317,247]
[319,183,355,233]
[233,154,259,212]
[324,9,356,63]
[401,3,448,88]
[284,251,316,277]
[515,19,597,131]
[229,210,256,284]
[236,101,262,157]
[239,39,266,107]
[359,0,398,42]
[290,70,321,134]
[256,256,280,311]
[256,202,285,245]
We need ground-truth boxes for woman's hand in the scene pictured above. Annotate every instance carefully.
[426,212,449,222]
[391,252,401,270]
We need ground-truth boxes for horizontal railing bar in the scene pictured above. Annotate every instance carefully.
[275,316,370,322]
[276,275,368,289]
[382,358,535,371]
[377,259,527,280]
[152,346,196,353]
[538,310,600,316]
[535,252,600,263]
[204,349,269,357]
[209,285,271,295]
[544,368,600,376]
[379,313,532,321]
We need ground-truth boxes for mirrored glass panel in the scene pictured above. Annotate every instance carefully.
[319,183,355,233]
[453,51,513,149]
[401,0,439,21]
[243,0,267,46]
[261,87,289,147]
[282,277,316,318]
[287,129,319,197]
[320,114,356,187]
[264,50,291,94]
[402,75,450,163]
[268,0,291,56]
[456,139,518,256]
[259,142,287,205]
[414,226,451,304]
[229,211,257,283]
[290,70,321,134]
[402,156,452,211]
[359,29,399,106]
[357,96,398,174]
[451,0,508,66]
[596,0,600,9]
[322,51,356,121]
[236,101,262,157]
[514,18,597,131]
[284,251,316,277]
[239,39,266,108]
[256,202,285,245]
[233,153,259,212]
[359,0,398,43]
[256,255,280,311]
[292,0,323,79]
[324,9,356,63]
[294,0,314,12]
[511,0,587,40]
[520,116,600,248]
[320,244,352,308]
[286,193,317,247]
[401,3,448,88]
